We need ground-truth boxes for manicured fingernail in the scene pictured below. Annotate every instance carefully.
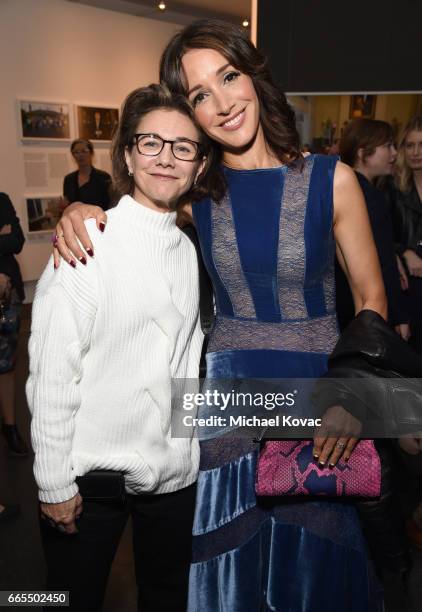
[79,256,87,265]
[344,456,350,463]
[99,222,106,233]
[318,461,325,468]
[86,248,94,257]
[53,262,57,270]
[328,463,335,469]
[313,454,319,460]
[69,260,76,268]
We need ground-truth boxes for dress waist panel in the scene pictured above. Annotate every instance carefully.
[208,313,338,355]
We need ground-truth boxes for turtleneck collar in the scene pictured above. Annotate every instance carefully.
[117,194,178,236]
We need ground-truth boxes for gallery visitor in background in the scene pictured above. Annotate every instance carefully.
[383,115,422,353]
[0,192,27,456]
[383,115,422,550]
[63,139,111,211]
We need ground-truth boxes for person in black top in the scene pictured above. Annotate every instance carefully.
[63,139,111,211]
[0,192,28,456]
[382,115,422,353]
[381,116,422,550]
[337,119,409,338]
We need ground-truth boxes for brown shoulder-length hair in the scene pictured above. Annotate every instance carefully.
[395,115,422,193]
[339,118,393,168]
[111,83,217,206]
[159,18,302,199]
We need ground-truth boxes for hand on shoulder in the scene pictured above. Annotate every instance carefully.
[53,202,106,269]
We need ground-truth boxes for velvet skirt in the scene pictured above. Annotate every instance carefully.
[187,350,384,612]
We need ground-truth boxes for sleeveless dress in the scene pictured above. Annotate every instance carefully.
[189,155,383,612]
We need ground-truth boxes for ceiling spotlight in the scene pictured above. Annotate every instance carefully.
[242,19,249,27]
[158,1,166,9]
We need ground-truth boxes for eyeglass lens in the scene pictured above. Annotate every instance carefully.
[136,135,198,161]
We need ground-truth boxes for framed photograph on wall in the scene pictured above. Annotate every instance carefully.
[349,95,377,119]
[18,100,72,140]
[25,195,67,233]
[76,105,119,142]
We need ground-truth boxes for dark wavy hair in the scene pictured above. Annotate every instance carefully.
[111,83,216,206]
[340,119,393,168]
[159,18,303,203]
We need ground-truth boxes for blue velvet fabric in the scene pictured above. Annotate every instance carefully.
[189,518,382,612]
[193,451,257,535]
[206,349,329,379]
[190,156,383,611]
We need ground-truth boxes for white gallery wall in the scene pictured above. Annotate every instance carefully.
[0,0,181,295]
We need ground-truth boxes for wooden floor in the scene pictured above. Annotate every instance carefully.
[0,305,421,611]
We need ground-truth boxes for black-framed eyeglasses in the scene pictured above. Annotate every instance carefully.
[133,133,201,162]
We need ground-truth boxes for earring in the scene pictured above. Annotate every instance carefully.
[128,169,133,176]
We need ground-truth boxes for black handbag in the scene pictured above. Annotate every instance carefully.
[76,470,126,503]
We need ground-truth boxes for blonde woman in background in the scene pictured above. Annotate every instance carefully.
[383,116,422,550]
[384,116,422,352]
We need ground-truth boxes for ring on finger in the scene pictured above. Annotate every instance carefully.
[327,442,347,468]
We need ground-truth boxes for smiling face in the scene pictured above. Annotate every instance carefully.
[182,48,261,153]
[404,130,422,171]
[124,109,203,212]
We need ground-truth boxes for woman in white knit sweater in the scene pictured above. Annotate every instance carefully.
[26,84,212,612]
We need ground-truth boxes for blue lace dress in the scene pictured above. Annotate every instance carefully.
[189,155,383,611]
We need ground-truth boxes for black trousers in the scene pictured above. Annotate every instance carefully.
[40,483,196,612]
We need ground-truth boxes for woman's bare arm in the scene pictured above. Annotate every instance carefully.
[54,202,194,268]
[313,162,387,467]
[333,162,387,319]
[53,202,106,268]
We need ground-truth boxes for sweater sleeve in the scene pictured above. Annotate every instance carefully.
[26,255,98,503]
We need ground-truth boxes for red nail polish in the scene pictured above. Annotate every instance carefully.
[69,260,76,268]
[79,256,87,265]
[86,248,94,257]
[99,222,106,233]
[53,262,57,270]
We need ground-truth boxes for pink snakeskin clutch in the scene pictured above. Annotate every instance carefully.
[255,439,381,498]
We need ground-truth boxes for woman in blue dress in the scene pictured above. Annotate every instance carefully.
[53,19,386,612]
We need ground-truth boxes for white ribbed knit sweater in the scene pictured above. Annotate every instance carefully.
[26,195,203,503]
